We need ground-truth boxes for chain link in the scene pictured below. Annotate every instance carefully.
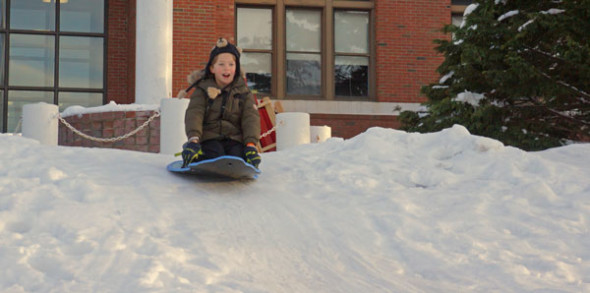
[58,111,161,143]
[13,118,23,134]
[259,119,284,139]
[31,109,276,143]
[260,125,276,139]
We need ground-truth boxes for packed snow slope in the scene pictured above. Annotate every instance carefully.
[0,125,588,293]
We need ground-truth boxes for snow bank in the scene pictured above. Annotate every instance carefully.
[0,125,588,292]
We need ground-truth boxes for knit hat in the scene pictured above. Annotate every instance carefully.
[205,38,242,83]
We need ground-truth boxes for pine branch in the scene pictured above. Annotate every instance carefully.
[525,97,590,126]
[518,50,590,98]
[538,71,590,99]
[523,46,583,69]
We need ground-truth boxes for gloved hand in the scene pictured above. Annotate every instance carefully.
[243,144,261,168]
[181,141,203,167]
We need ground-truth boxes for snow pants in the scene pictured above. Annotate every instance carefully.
[199,138,244,161]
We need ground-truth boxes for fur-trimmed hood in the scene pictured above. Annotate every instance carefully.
[187,70,249,100]
[186,69,246,88]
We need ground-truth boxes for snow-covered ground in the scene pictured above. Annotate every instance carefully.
[1,125,588,292]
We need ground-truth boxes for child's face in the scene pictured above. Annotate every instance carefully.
[210,53,236,88]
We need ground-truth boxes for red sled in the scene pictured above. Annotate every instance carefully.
[256,96,283,153]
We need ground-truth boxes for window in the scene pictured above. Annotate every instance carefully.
[334,10,369,97]
[236,0,373,101]
[451,0,473,5]
[451,0,473,27]
[1,0,106,133]
[286,9,321,96]
[237,7,273,95]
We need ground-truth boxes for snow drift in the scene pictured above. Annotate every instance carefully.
[0,125,588,292]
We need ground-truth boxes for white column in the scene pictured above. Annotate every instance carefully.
[135,0,173,104]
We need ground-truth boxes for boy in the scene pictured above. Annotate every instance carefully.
[179,38,261,168]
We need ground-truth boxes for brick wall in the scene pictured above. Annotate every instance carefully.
[102,0,449,143]
[311,114,401,139]
[57,110,398,153]
[59,111,160,153]
[172,0,235,96]
[107,0,136,105]
[375,0,449,103]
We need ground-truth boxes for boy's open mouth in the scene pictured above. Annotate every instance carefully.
[222,74,231,78]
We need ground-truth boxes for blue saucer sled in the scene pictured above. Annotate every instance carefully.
[167,155,261,180]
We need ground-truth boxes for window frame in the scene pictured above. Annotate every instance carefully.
[0,0,108,133]
[284,6,323,99]
[333,8,372,100]
[236,5,275,96]
[235,0,374,101]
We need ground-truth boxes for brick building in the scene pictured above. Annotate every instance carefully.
[0,0,471,148]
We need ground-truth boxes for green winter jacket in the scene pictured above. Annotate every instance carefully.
[184,75,260,146]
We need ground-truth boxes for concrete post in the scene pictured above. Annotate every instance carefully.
[22,103,59,146]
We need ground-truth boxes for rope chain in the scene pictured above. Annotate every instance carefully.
[22,109,277,143]
[260,125,276,139]
[57,111,161,143]
[260,119,284,139]
[13,118,23,134]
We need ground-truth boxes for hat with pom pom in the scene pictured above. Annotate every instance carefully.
[205,38,242,82]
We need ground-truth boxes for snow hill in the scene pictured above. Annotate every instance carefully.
[0,125,588,292]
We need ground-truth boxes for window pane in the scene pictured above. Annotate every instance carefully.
[9,34,55,87]
[287,53,321,95]
[0,90,3,131]
[335,56,368,97]
[59,36,103,88]
[237,8,272,50]
[335,11,369,54]
[286,9,321,52]
[0,34,4,82]
[7,90,53,132]
[61,0,104,33]
[242,52,271,94]
[452,15,463,27]
[59,92,102,111]
[11,0,55,31]
[0,0,5,29]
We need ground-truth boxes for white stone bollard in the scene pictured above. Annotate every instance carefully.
[22,102,59,145]
[276,112,310,151]
[310,125,331,143]
[160,98,189,155]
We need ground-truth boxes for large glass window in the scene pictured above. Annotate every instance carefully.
[59,92,102,110]
[9,34,55,87]
[286,9,321,96]
[60,0,104,33]
[451,1,473,38]
[1,0,105,133]
[237,7,272,95]
[59,36,103,88]
[10,0,55,31]
[0,34,4,82]
[7,90,53,132]
[0,0,5,29]
[334,10,369,97]
[0,90,3,131]
[236,1,373,101]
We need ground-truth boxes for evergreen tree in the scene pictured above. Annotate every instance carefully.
[400,0,590,150]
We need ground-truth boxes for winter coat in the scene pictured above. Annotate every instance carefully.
[184,73,260,146]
